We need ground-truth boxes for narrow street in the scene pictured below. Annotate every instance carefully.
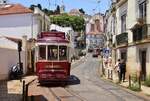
[29,54,148,101]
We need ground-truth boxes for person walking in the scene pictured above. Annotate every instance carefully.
[119,59,126,82]
[114,59,121,80]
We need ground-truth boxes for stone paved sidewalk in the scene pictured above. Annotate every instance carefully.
[99,57,150,100]
[0,75,36,101]
[102,67,150,100]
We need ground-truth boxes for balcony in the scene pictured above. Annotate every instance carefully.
[132,24,149,42]
[116,32,128,46]
[136,17,146,25]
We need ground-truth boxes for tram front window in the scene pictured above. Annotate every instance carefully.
[59,46,67,61]
[39,45,46,60]
[48,45,58,60]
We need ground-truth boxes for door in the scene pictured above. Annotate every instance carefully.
[121,51,127,62]
[141,50,146,80]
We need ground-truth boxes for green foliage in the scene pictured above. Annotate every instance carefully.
[79,8,85,14]
[37,4,42,10]
[129,73,141,91]
[29,4,35,11]
[144,75,150,87]
[129,82,141,91]
[50,14,85,32]
[29,4,60,15]
[54,5,60,14]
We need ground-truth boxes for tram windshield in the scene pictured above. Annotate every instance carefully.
[39,45,46,60]
[48,45,58,60]
[38,45,68,61]
[59,46,67,60]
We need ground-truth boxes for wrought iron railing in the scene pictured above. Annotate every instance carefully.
[116,32,128,45]
[132,24,148,42]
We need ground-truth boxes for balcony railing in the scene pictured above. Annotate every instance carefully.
[136,17,146,25]
[116,32,128,45]
[132,24,148,42]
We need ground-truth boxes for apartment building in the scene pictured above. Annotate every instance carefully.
[107,0,150,79]
[86,13,105,49]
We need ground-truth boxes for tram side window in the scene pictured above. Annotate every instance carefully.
[39,45,46,60]
[48,45,58,60]
[59,46,67,60]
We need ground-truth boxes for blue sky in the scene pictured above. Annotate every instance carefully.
[10,0,111,15]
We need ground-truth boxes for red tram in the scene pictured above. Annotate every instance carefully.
[35,31,71,83]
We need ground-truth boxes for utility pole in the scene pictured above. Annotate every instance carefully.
[18,41,23,78]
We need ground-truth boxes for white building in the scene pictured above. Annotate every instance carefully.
[0,3,50,79]
[108,0,150,79]
[0,4,50,39]
[0,35,26,80]
[126,0,150,79]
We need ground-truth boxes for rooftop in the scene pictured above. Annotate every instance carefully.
[0,4,33,15]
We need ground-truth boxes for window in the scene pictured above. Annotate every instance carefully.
[59,46,67,61]
[91,24,95,32]
[139,1,146,19]
[121,14,126,33]
[95,19,101,32]
[39,45,46,60]
[48,45,58,60]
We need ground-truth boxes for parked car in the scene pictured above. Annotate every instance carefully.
[92,49,99,57]
[88,46,93,52]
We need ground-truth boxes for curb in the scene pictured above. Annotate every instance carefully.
[98,58,150,101]
[100,76,150,101]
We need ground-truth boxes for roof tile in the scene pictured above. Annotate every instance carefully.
[0,4,33,15]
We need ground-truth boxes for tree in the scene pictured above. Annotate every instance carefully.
[29,4,42,11]
[79,8,85,14]
[29,4,36,11]
[50,14,85,32]
[37,4,42,10]
[54,5,60,14]
[43,8,49,14]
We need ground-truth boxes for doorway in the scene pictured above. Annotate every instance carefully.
[140,50,147,80]
[121,51,127,62]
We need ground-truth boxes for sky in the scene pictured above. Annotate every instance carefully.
[10,0,111,15]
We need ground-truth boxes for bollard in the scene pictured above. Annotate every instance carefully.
[25,84,29,101]
[111,70,113,80]
[22,80,25,101]
[129,75,131,88]
[139,76,141,90]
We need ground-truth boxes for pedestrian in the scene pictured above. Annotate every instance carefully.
[108,57,112,69]
[114,59,121,81]
[119,59,126,82]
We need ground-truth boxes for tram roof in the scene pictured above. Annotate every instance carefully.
[37,31,69,43]
[37,37,69,43]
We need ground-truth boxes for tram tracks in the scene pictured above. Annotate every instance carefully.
[48,87,86,101]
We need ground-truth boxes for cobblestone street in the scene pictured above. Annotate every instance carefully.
[27,54,149,101]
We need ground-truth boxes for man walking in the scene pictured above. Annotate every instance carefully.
[119,59,126,82]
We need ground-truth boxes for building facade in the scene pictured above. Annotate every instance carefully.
[106,0,150,79]
[0,3,50,78]
[86,13,105,49]
[0,4,50,39]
